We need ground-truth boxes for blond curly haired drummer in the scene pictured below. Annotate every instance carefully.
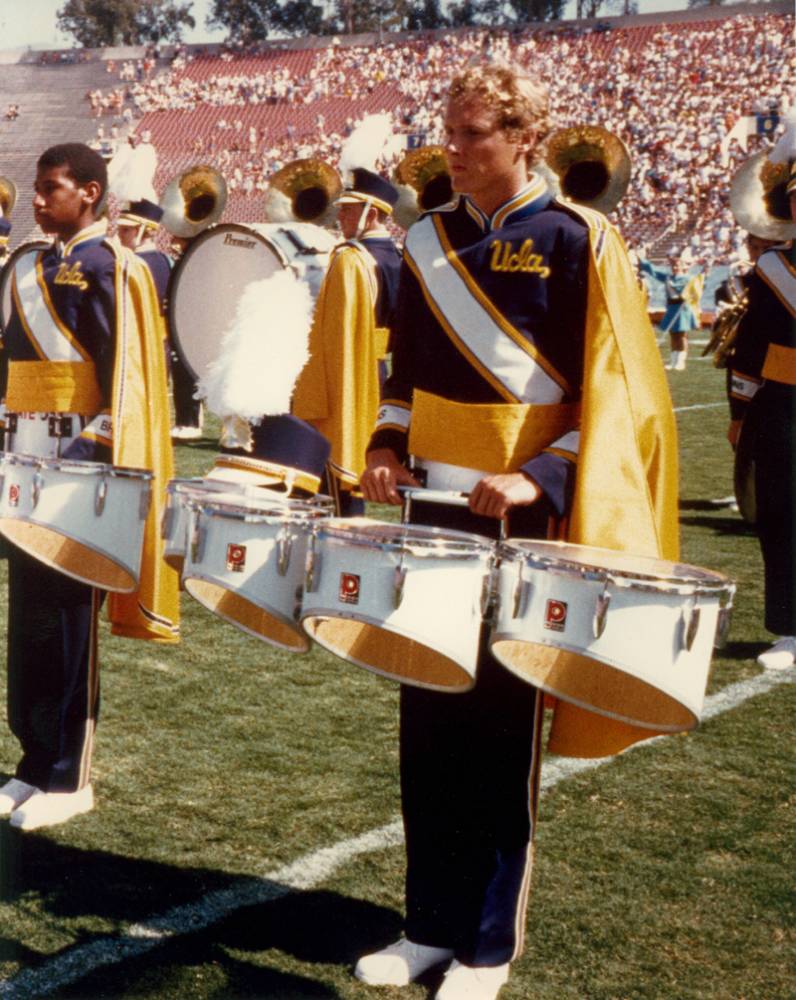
[358,61,678,999]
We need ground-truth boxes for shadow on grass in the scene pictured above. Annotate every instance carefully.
[719,640,768,662]
[0,828,402,998]
[678,512,756,536]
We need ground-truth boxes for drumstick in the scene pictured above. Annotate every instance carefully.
[397,486,471,508]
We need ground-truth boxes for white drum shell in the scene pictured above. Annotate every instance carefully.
[491,541,734,732]
[181,495,327,652]
[0,453,152,592]
[300,519,495,692]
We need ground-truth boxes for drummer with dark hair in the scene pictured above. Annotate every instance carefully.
[359,62,678,999]
[0,142,178,831]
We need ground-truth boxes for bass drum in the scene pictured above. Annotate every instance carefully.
[168,222,337,383]
[0,240,51,332]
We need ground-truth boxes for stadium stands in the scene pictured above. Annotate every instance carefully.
[0,2,792,272]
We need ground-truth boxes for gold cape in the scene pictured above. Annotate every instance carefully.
[547,208,680,758]
[107,242,180,643]
[293,245,382,487]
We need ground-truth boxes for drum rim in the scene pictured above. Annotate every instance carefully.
[498,538,733,591]
[167,221,289,383]
[314,518,496,556]
[188,495,327,521]
[1,452,154,480]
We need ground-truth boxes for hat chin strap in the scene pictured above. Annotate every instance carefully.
[354,199,372,240]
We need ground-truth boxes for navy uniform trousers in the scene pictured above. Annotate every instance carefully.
[7,546,100,792]
[746,381,796,635]
[401,499,547,967]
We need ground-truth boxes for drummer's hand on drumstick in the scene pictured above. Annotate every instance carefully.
[360,448,420,506]
[469,471,542,519]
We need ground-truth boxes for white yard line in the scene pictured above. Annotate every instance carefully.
[673,401,725,413]
[0,668,792,999]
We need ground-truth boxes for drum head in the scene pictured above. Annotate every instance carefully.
[0,241,50,331]
[168,224,287,382]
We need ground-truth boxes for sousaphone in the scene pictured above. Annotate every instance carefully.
[0,176,17,219]
[161,164,228,238]
[392,145,452,229]
[544,125,631,213]
[264,159,342,227]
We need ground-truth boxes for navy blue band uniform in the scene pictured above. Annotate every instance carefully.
[729,240,796,635]
[368,178,588,966]
[0,220,116,791]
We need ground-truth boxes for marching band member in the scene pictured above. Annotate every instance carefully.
[728,141,796,670]
[359,62,679,999]
[293,128,402,516]
[0,143,178,831]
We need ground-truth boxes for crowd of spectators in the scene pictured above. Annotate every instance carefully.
[86,10,793,267]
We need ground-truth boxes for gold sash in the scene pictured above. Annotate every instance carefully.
[762,343,796,385]
[6,359,102,414]
[408,389,578,473]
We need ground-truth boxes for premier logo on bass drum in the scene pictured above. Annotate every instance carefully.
[223,234,257,249]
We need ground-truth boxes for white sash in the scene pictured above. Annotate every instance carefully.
[758,249,796,318]
[405,215,565,404]
[13,251,89,362]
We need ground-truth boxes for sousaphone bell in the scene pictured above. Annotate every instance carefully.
[0,176,17,219]
[161,164,227,239]
[544,125,631,213]
[392,145,453,229]
[264,158,342,227]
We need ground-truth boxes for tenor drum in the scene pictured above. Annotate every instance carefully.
[0,240,51,331]
[300,519,496,692]
[168,222,337,382]
[0,452,153,592]
[162,477,282,572]
[181,492,332,651]
[490,540,735,732]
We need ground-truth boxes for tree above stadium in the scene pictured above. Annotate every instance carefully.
[57,0,195,47]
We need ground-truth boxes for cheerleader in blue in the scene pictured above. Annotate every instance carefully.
[640,256,704,370]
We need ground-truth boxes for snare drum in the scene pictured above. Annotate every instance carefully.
[0,452,153,592]
[181,492,331,651]
[300,519,496,692]
[490,540,735,732]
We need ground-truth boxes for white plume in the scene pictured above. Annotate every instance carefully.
[263,186,295,223]
[338,113,393,181]
[108,140,157,203]
[198,269,314,420]
[769,105,796,164]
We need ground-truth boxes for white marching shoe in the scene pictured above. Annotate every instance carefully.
[0,778,38,816]
[171,425,202,441]
[355,937,454,986]
[665,351,687,371]
[756,636,796,671]
[9,785,94,831]
[435,960,510,1000]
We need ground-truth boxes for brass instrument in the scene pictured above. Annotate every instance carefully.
[0,176,17,218]
[264,158,342,226]
[392,145,452,229]
[161,165,227,239]
[701,272,748,368]
[729,150,796,243]
[544,125,631,214]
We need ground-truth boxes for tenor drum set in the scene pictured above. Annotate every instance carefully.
[160,481,733,735]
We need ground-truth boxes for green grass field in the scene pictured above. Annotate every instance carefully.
[0,342,793,1000]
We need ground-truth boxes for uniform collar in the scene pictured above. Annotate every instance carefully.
[59,218,108,258]
[463,174,551,233]
[359,228,392,241]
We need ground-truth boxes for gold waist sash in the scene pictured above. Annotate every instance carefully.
[408,389,579,474]
[762,343,796,386]
[6,360,102,414]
